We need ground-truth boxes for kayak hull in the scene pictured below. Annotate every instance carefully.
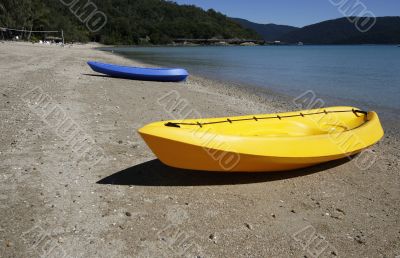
[140,133,360,172]
[87,61,189,82]
[139,107,384,172]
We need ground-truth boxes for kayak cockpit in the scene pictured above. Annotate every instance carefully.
[164,109,368,137]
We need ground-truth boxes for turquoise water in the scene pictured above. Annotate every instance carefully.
[103,45,400,113]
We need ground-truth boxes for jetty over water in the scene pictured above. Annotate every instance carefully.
[173,38,265,45]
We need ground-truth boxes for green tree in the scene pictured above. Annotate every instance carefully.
[0,0,260,44]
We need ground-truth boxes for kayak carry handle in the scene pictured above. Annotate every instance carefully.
[352,109,368,116]
[165,122,181,128]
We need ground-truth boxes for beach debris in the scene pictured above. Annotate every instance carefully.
[335,208,345,215]
[354,235,366,244]
[271,213,276,218]
[208,233,216,240]
[125,211,132,217]
[330,208,346,220]
[244,223,253,230]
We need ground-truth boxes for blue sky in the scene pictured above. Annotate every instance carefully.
[174,0,400,27]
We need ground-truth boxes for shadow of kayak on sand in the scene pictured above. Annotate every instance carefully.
[96,158,351,187]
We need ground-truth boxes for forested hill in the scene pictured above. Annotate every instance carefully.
[231,18,299,41]
[279,17,400,44]
[0,0,259,44]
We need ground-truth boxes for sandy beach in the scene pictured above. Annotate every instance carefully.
[0,42,399,257]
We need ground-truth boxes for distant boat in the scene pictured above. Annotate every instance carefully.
[298,42,304,46]
[87,61,189,82]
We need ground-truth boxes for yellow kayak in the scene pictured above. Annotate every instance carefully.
[138,107,384,172]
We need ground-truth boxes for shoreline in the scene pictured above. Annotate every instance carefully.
[97,45,297,114]
[0,41,399,257]
[101,45,400,133]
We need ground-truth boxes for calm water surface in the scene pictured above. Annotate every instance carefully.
[103,45,400,113]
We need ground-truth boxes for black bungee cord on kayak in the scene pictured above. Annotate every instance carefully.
[164,109,368,128]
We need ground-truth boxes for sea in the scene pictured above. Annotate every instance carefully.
[102,45,400,117]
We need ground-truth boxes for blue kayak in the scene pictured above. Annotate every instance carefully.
[87,61,189,82]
